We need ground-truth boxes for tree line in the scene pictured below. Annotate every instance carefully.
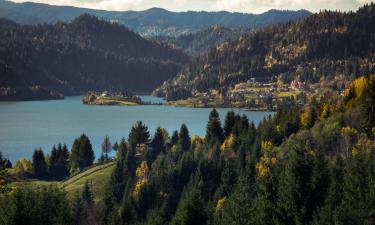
[1,75,375,225]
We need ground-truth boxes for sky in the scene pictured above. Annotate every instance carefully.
[10,0,374,13]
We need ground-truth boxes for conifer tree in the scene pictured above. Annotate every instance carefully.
[171,130,179,146]
[101,135,112,162]
[171,181,207,225]
[70,134,94,170]
[224,111,236,137]
[147,127,165,165]
[32,148,47,178]
[206,109,224,143]
[128,121,150,147]
[178,124,191,152]
[82,180,94,207]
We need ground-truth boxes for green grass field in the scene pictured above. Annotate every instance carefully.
[6,162,115,202]
[62,162,115,202]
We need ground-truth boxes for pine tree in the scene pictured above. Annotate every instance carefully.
[171,130,179,145]
[224,111,236,137]
[170,182,207,225]
[71,134,94,170]
[313,156,344,225]
[276,144,313,225]
[82,180,94,207]
[101,135,112,162]
[220,168,255,225]
[32,148,47,178]
[206,109,224,143]
[178,124,191,152]
[128,121,150,147]
[71,193,84,225]
[147,127,165,165]
[49,143,70,178]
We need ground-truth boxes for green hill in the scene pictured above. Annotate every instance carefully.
[6,162,115,202]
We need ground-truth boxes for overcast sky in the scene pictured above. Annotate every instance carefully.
[10,0,373,13]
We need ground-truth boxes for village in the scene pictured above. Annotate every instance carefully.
[168,79,310,110]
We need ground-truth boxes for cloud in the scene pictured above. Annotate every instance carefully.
[10,0,369,12]
[213,0,369,13]
[12,0,145,10]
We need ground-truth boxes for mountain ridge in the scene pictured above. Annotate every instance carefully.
[0,14,188,100]
[153,3,375,100]
[0,1,311,36]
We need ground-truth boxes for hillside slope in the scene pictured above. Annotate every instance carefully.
[154,4,375,100]
[152,25,250,56]
[0,15,188,99]
[0,0,311,36]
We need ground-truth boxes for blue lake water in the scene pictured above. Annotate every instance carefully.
[0,96,273,162]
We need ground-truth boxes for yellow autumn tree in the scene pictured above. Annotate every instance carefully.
[215,197,226,212]
[256,141,279,178]
[133,161,149,198]
[341,126,358,157]
[220,134,235,152]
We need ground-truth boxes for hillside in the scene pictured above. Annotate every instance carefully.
[0,0,311,37]
[6,162,115,202]
[0,15,188,99]
[152,25,250,56]
[154,4,375,101]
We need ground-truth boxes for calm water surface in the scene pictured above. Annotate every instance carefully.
[0,96,273,162]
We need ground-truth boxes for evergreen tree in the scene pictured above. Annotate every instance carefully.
[32,148,47,178]
[206,109,224,143]
[147,127,165,165]
[360,77,375,134]
[171,130,179,145]
[224,111,236,137]
[101,135,112,162]
[313,156,344,225]
[171,182,207,225]
[71,193,84,225]
[276,143,313,225]
[49,143,70,178]
[220,169,255,225]
[178,124,191,152]
[128,121,150,147]
[82,180,94,207]
[70,134,95,170]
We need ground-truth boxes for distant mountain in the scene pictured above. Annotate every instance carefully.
[153,3,375,100]
[152,25,250,56]
[0,0,311,37]
[0,15,188,100]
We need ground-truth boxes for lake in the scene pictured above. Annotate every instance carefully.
[0,96,273,162]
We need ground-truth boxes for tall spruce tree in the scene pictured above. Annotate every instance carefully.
[171,130,179,145]
[178,124,191,152]
[171,181,207,225]
[224,111,236,137]
[101,135,112,162]
[206,109,224,143]
[128,121,150,147]
[147,127,166,165]
[70,134,94,170]
[32,148,47,178]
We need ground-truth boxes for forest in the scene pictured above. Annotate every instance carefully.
[1,75,374,225]
[0,14,188,99]
[154,3,375,101]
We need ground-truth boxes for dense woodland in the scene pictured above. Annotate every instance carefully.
[152,26,249,56]
[1,75,375,225]
[154,4,375,100]
[0,0,311,37]
[0,14,188,99]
